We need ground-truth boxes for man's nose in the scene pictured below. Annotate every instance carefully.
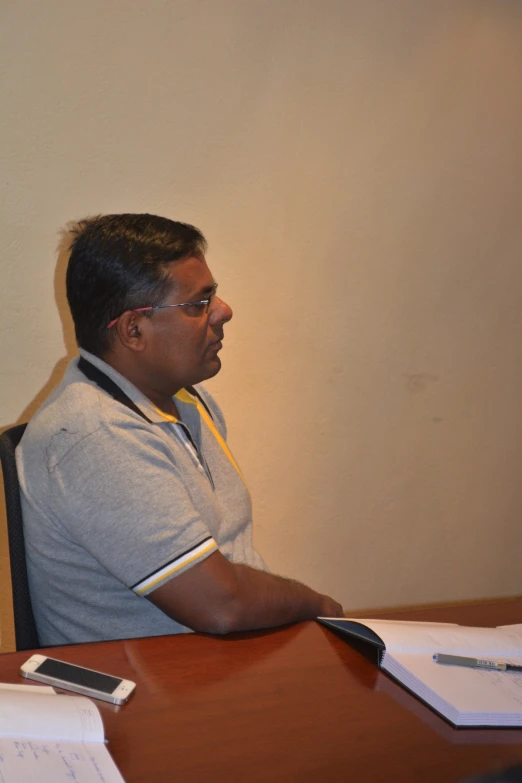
[209,296,233,324]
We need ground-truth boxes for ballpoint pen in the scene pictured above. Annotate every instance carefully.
[433,653,522,672]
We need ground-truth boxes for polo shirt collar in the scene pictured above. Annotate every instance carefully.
[77,349,198,425]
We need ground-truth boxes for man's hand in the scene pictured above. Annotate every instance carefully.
[317,594,344,618]
[148,549,344,634]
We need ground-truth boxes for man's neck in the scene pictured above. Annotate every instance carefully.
[97,351,181,420]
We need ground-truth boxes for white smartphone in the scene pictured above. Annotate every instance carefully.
[19,654,136,705]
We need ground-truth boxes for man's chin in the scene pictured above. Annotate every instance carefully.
[191,357,222,385]
[206,356,222,378]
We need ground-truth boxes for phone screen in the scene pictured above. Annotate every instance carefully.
[35,658,122,694]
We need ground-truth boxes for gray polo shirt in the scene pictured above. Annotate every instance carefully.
[17,350,266,645]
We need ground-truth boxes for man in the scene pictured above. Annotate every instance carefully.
[17,213,343,645]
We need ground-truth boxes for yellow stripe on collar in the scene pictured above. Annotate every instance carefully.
[175,388,247,486]
[151,404,179,423]
[174,387,198,408]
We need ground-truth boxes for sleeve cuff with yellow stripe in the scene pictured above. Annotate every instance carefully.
[131,537,218,596]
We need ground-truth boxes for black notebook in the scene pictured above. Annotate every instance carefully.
[318,616,522,727]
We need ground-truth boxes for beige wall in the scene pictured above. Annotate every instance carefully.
[2,0,522,625]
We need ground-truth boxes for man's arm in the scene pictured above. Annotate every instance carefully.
[148,550,344,634]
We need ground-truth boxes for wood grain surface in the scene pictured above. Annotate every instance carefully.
[1,598,522,782]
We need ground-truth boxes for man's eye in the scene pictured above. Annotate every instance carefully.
[191,300,208,311]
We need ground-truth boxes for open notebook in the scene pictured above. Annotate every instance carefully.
[0,683,125,782]
[318,617,522,727]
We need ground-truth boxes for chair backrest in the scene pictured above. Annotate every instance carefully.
[0,423,40,650]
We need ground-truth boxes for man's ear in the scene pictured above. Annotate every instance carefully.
[114,311,148,352]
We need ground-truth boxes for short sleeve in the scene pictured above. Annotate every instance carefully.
[41,421,218,595]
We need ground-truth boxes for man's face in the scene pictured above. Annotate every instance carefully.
[141,255,233,393]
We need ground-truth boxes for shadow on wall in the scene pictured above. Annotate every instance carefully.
[0,227,78,651]
[2,226,78,432]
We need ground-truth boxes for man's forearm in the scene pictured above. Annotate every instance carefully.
[215,562,343,634]
[149,550,344,634]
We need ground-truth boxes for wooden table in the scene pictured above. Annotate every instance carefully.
[2,599,522,782]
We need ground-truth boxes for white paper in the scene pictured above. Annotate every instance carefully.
[0,683,55,695]
[338,619,522,657]
[383,650,522,725]
[0,692,104,743]
[0,738,125,782]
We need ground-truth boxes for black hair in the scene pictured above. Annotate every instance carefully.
[66,213,207,356]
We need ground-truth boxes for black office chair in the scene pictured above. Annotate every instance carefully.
[0,423,40,650]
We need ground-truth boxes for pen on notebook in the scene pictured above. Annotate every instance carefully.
[433,653,522,672]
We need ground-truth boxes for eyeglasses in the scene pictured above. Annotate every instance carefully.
[107,286,218,329]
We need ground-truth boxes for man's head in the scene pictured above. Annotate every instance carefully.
[66,213,207,357]
[66,213,233,394]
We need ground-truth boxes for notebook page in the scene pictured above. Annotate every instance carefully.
[339,619,522,656]
[0,738,125,782]
[0,683,55,695]
[0,692,104,743]
[383,651,522,722]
